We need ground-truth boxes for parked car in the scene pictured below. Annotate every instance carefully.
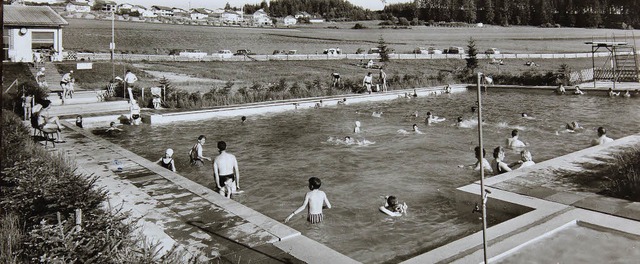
[445,46,465,54]
[323,48,341,55]
[178,49,207,59]
[273,50,297,55]
[427,47,443,54]
[216,50,233,58]
[485,48,500,54]
[414,47,428,54]
[234,49,255,56]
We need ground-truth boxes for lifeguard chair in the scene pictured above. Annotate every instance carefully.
[586,35,639,89]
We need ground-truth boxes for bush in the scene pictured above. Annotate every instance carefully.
[0,111,202,262]
[559,147,640,202]
[352,23,367,29]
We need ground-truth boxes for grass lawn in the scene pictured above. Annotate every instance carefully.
[63,18,640,55]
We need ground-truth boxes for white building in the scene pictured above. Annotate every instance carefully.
[221,11,241,24]
[100,0,117,12]
[2,5,68,62]
[252,8,271,26]
[66,1,91,13]
[190,8,209,20]
[283,15,297,26]
[151,5,173,17]
[117,3,134,13]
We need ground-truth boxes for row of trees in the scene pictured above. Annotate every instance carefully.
[243,0,378,20]
[240,0,639,28]
[397,0,640,28]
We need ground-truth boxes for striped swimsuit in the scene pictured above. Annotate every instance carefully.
[308,213,323,224]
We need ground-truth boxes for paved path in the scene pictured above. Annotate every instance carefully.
[48,120,358,263]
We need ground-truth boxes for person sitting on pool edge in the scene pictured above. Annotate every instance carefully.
[591,126,614,146]
[380,195,407,217]
[516,150,536,169]
[285,177,331,224]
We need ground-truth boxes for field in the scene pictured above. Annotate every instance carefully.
[63,18,640,55]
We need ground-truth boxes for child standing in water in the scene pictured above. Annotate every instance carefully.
[285,177,331,224]
[155,148,176,172]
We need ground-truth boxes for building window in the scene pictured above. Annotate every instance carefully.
[2,29,10,61]
[32,32,55,50]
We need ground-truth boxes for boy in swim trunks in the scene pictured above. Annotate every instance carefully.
[285,177,331,224]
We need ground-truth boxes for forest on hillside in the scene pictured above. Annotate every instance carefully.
[243,0,640,29]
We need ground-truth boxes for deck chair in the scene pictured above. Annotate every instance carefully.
[150,87,162,109]
[30,113,57,148]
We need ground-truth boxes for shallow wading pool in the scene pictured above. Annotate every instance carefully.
[97,90,640,263]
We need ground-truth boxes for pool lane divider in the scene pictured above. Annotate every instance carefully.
[57,120,360,263]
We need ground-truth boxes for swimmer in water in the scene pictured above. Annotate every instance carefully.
[455,116,464,127]
[412,124,423,134]
[473,146,493,173]
[516,149,535,169]
[379,195,407,217]
[565,121,582,131]
[623,90,631,98]
[106,121,123,133]
[372,111,383,117]
[505,129,526,149]
[608,88,620,97]
[344,136,354,144]
[574,86,585,95]
[354,121,361,133]
[491,146,512,175]
[241,116,247,123]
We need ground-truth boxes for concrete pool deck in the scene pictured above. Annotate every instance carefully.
[42,85,640,263]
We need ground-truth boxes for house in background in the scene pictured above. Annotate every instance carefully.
[117,3,134,13]
[2,5,69,62]
[252,8,271,26]
[221,10,241,24]
[190,8,209,20]
[294,11,310,19]
[283,15,297,26]
[100,0,117,12]
[65,1,91,13]
[151,5,173,17]
[172,7,188,17]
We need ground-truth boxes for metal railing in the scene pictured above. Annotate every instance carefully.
[73,51,637,62]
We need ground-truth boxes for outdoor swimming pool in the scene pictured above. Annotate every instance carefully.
[99,90,639,263]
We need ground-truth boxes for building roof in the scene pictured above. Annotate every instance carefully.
[3,5,68,27]
[68,1,90,6]
[152,5,173,11]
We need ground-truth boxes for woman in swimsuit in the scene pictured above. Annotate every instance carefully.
[156,148,176,172]
[491,146,512,175]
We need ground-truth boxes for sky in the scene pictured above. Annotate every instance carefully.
[122,0,412,11]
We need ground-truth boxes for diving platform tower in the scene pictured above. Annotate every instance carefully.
[586,36,639,89]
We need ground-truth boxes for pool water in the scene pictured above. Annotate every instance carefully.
[99,90,639,263]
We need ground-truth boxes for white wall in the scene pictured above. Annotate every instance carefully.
[9,27,64,62]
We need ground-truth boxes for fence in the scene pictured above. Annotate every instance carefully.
[75,51,636,62]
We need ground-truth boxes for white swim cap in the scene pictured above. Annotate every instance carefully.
[40,67,45,71]
[355,121,361,127]
[165,148,174,156]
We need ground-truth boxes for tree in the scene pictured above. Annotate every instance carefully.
[224,2,231,10]
[461,0,476,23]
[465,37,478,74]
[377,36,390,62]
[484,0,495,24]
